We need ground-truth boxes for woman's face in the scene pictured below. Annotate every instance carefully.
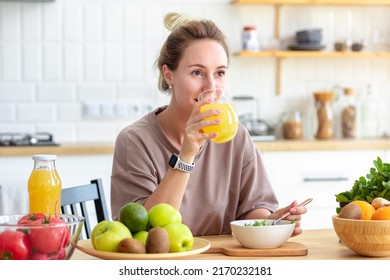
[165,39,228,112]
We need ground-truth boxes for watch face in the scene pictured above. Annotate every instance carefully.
[168,154,194,173]
[169,154,178,168]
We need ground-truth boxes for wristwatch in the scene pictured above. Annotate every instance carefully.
[169,154,195,173]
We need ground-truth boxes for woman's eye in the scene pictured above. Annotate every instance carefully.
[216,71,226,77]
[192,70,203,76]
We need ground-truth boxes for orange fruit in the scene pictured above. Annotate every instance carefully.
[372,206,390,220]
[350,200,376,220]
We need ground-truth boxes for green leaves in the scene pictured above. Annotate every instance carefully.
[335,156,390,213]
[244,220,267,226]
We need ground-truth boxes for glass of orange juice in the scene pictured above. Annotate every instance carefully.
[199,88,238,144]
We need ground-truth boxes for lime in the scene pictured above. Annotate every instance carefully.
[119,202,149,234]
[133,230,148,246]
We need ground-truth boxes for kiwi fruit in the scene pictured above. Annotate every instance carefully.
[118,237,146,254]
[146,227,170,253]
[338,203,362,220]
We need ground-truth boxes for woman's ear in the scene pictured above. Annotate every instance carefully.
[162,64,173,86]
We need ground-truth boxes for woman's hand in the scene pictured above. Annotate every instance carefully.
[268,201,308,237]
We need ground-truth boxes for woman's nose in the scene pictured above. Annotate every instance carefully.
[202,76,218,91]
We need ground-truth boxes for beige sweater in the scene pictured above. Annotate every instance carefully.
[111,107,278,236]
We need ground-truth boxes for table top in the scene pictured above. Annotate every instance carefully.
[71,228,390,260]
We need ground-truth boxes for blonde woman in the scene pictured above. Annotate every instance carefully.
[111,12,307,236]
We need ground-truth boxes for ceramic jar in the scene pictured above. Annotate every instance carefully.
[282,111,302,139]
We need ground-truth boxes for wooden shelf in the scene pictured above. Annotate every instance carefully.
[233,1,390,94]
[234,50,390,58]
[232,0,390,5]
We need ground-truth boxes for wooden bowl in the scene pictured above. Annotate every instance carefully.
[332,215,390,257]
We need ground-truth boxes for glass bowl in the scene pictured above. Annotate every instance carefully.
[0,214,84,260]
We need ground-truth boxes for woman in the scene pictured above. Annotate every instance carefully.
[111,12,307,236]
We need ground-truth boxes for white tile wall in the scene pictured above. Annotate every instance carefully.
[0,0,389,144]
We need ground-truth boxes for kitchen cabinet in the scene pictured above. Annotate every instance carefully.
[232,0,390,94]
[261,150,385,229]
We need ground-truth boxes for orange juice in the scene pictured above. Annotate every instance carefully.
[200,103,238,143]
[28,155,62,215]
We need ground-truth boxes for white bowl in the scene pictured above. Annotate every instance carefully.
[230,219,295,249]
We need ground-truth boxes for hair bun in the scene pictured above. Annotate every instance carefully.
[164,12,195,31]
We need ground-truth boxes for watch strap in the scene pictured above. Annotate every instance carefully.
[169,154,195,173]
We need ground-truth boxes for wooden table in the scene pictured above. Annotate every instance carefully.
[71,228,390,260]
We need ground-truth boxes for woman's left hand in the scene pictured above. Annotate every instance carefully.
[268,201,308,237]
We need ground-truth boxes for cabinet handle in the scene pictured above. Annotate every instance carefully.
[303,177,348,182]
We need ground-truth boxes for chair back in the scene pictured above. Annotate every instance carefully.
[61,178,109,239]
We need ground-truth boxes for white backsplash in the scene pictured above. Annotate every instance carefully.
[0,0,389,143]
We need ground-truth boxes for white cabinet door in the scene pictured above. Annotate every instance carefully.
[261,150,385,229]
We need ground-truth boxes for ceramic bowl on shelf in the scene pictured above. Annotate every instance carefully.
[332,215,390,257]
[296,28,322,44]
[351,42,364,52]
[230,219,295,249]
[0,214,84,260]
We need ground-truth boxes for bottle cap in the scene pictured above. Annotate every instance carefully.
[32,154,57,161]
[243,26,256,31]
[344,87,354,95]
[313,91,334,102]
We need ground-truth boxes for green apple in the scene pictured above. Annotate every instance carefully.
[91,220,132,252]
[148,203,182,228]
[133,230,148,246]
[164,223,194,252]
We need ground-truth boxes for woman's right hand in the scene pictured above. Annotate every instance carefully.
[180,97,221,159]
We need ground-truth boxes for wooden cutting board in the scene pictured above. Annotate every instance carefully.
[202,235,308,257]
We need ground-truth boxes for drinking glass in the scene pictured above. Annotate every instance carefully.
[198,88,238,144]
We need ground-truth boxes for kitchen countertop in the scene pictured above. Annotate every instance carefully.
[0,143,115,156]
[0,138,389,156]
[71,228,390,260]
[254,138,390,152]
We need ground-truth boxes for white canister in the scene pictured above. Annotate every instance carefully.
[242,26,259,51]
[360,84,378,138]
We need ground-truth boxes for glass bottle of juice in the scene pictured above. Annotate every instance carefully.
[28,154,62,216]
